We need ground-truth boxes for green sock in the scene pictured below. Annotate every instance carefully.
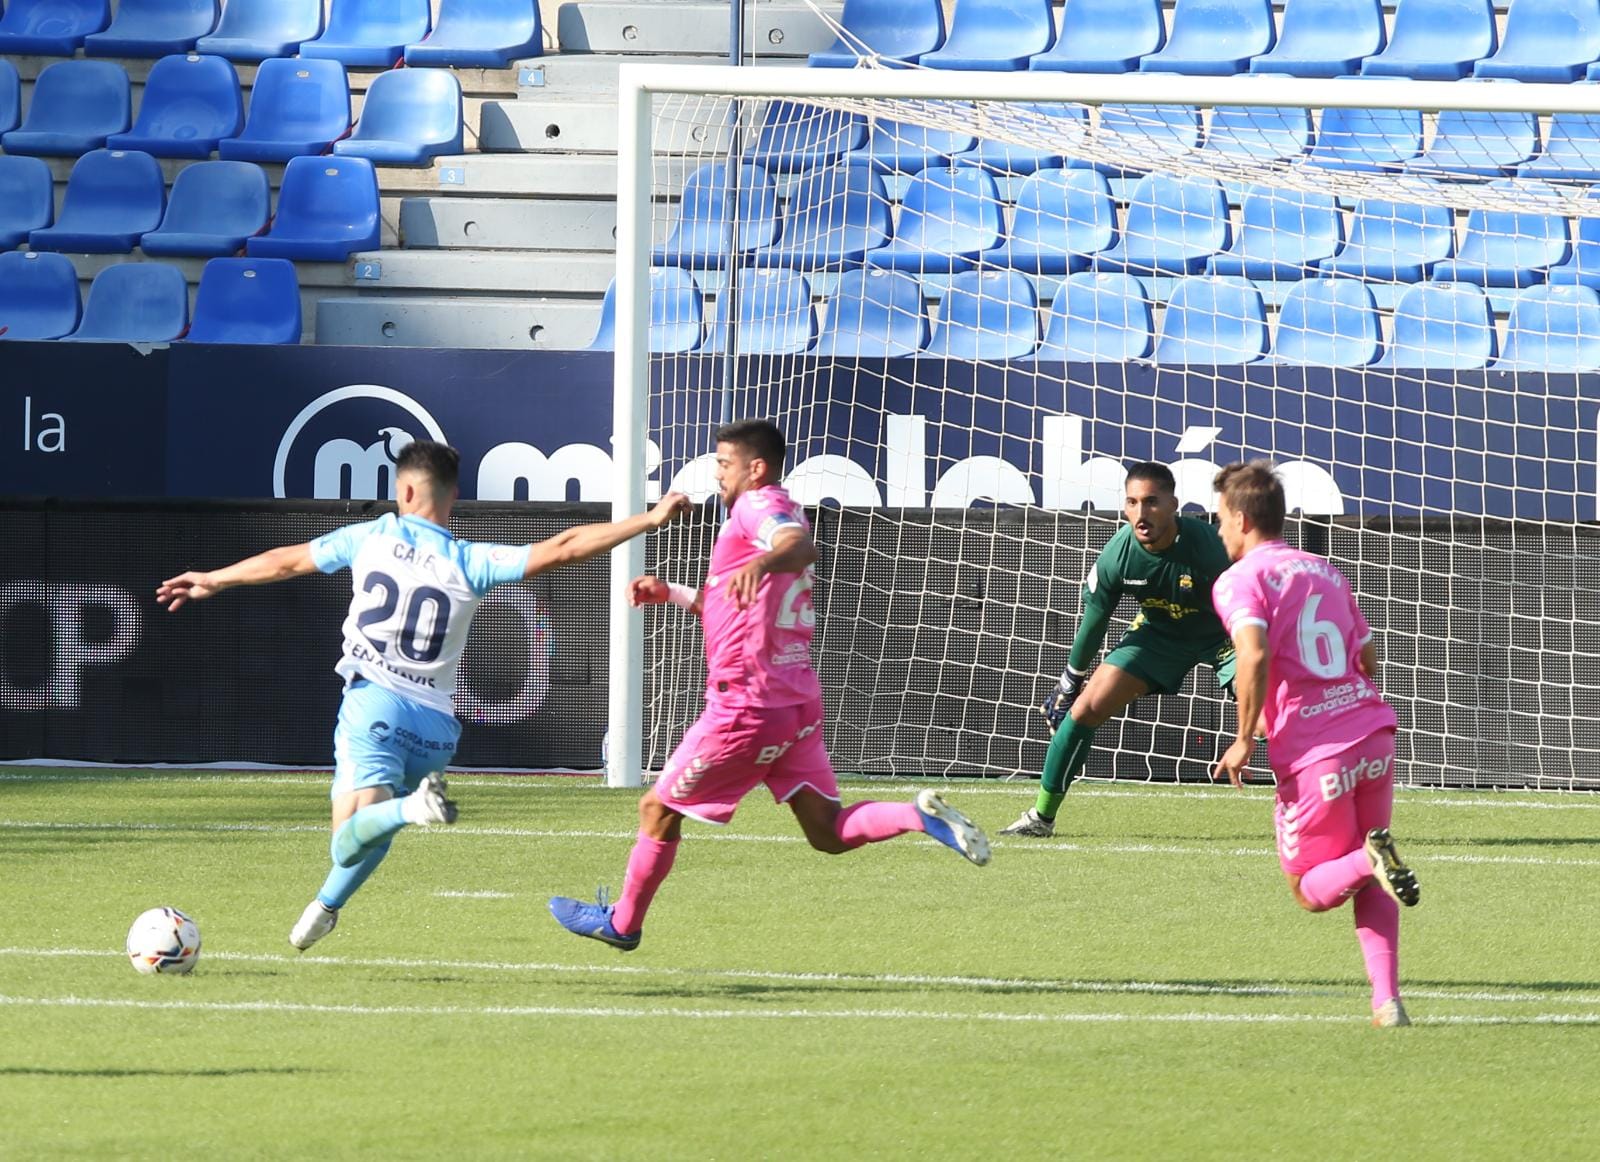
[1033,718,1097,821]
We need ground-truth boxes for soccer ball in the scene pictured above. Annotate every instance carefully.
[126,907,201,975]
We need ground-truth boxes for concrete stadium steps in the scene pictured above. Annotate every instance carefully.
[518,52,783,94]
[555,2,841,56]
[400,196,619,251]
[422,152,699,198]
[346,248,616,295]
[316,295,602,349]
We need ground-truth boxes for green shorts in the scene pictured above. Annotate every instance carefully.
[1104,625,1237,698]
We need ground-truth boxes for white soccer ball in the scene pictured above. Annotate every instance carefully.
[126,907,202,975]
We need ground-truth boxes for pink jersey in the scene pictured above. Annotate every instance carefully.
[1212,540,1397,776]
[700,484,822,710]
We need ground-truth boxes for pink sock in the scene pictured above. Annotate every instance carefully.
[1354,884,1402,1010]
[834,800,923,848]
[611,832,678,935]
[1298,848,1375,911]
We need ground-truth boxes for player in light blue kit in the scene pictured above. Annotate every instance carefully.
[158,441,689,950]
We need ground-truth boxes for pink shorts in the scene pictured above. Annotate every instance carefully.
[1273,730,1396,877]
[654,697,839,825]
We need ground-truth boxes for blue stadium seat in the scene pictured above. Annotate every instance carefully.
[1402,106,1539,179]
[920,0,1054,70]
[1474,0,1600,82]
[186,257,301,344]
[29,149,166,254]
[0,59,19,135]
[865,165,1003,274]
[810,0,944,67]
[1305,103,1423,171]
[0,0,110,56]
[404,0,542,68]
[651,162,778,271]
[704,270,817,355]
[0,252,82,341]
[1491,284,1600,372]
[950,104,1085,174]
[1090,173,1230,277]
[589,268,704,353]
[1207,185,1342,280]
[107,54,243,160]
[1269,279,1381,365]
[1250,0,1386,77]
[1381,282,1497,368]
[978,168,1116,276]
[1140,0,1276,76]
[811,269,930,357]
[1430,186,1570,288]
[1,60,131,158]
[0,156,54,251]
[1517,113,1600,182]
[301,0,432,68]
[746,101,868,174]
[334,68,462,166]
[247,156,380,263]
[1031,0,1164,73]
[922,270,1039,358]
[85,0,219,58]
[141,160,271,257]
[1544,197,1600,290]
[1152,276,1268,364]
[1035,272,1154,361]
[1200,105,1314,165]
[1083,104,1203,176]
[1360,0,1497,80]
[197,0,323,61]
[857,117,978,174]
[217,58,351,163]
[66,262,189,343]
[1317,194,1454,281]
[750,160,892,271]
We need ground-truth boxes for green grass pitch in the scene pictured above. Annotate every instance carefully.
[3,767,1599,1160]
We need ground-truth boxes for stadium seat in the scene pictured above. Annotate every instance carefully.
[186,257,301,344]
[247,156,380,263]
[920,0,1055,70]
[750,160,892,271]
[865,165,1003,274]
[1317,194,1454,282]
[1250,0,1386,77]
[1430,186,1570,288]
[703,270,817,355]
[65,262,189,343]
[85,0,219,58]
[810,0,945,67]
[107,54,243,160]
[1030,0,1164,73]
[1517,113,1600,182]
[333,68,463,166]
[589,267,704,353]
[301,0,432,68]
[1035,272,1154,361]
[1,59,131,158]
[197,0,323,62]
[0,156,55,251]
[1304,103,1423,171]
[404,0,542,68]
[1199,105,1314,165]
[1206,185,1342,281]
[1491,284,1600,372]
[217,58,351,163]
[746,101,868,174]
[652,163,778,271]
[140,160,271,258]
[1380,282,1497,368]
[1474,0,1600,82]
[1151,276,1268,364]
[922,270,1039,359]
[811,268,930,357]
[1544,199,1600,290]
[1140,0,1277,76]
[1360,0,1497,80]
[0,252,82,341]
[1089,173,1230,277]
[1082,104,1202,176]
[0,0,110,56]
[977,168,1116,276]
[951,104,1085,174]
[0,59,19,136]
[1268,279,1381,365]
[29,149,166,254]
[857,117,978,175]
[1402,106,1540,179]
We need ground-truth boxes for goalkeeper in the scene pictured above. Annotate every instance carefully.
[1001,462,1238,838]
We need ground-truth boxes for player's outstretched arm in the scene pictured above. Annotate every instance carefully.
[1214,624,1268,789]
[522,492,690,579]
[157,543,319,612]
[629,575,702,616]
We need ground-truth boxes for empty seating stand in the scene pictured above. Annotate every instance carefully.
[2,59,131,157]
[1090,173,1230,277]
[197,0,324,61]
[589,268,704,354]
[1250,0,1386,77]
[951,104,1085,174]
[651,163,778,271]
[920,0,1054,70]
[29,149,166,254]
[218,58,351,163]
[0,156,54,250]
[1492,285,1600,371]
[1030,0,1163,72]
[811,269,930,357]
[810,0,945,67]
[85,0,220,58]
[0,0,110,57]
[334,68,463,166]
[856,117,978,175]
[247,155,381,263]
[923,270,1039,359]
[1475,0,1600,82]
[1403,106,1539,178]
[1200,105,1314,165]
[1518,113,1600,181]
[1087,104,1203,176]
[866,165,1003,274]
[977,169,1117,276]
[108,53,243,160]
[1360,0,1497,80]
[141,160,271,258]
[0,59,19,135]
[1035,273,1154,361]
[1207,185,1342,280]
[0,252,82,341]
[1381,282,1497,369]
[186,258,302,344]
[66,262,190,343]
[1305,104,1423,171]
[1151,276,1268,364]
[1269,279,1382,365]
[750,160,892,271]
[404,0,543,68]
[704,270,817,355]
[1318,195,1455,282]
[302,0,432,68]
[746,102,867,174]
[1140,0,1276,76]
[1430,186,1571,288]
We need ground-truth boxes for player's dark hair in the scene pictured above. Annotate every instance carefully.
[1214,460,1286,537]
[395,440,460,491]
[1125,461,1176,495]
[715,418,786,472]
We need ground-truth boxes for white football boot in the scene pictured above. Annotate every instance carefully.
[289,900,338,951]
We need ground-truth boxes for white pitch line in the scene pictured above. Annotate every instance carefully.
[432,890,515,900]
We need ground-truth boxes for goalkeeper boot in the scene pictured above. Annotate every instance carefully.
[999,807,1055,838]
[289,900,338,951]
[1372,998,1411,1028]
[914,790,991,866]
[548,890,641,952]
[402,772,458,826]
[1364,828,1420,907]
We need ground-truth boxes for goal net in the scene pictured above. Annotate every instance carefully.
[607,65,1600,793]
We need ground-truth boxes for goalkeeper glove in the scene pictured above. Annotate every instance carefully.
[1040,666,1087,730]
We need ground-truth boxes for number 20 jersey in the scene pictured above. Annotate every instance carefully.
[310,513,528,715]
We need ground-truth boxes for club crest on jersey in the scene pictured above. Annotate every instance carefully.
[1179,573,1194,590]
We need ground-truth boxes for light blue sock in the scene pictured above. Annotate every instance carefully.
[317,839,393,909]
[332,798,409,868]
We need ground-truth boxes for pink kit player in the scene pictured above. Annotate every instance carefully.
[550,419,990,952]
[1210,461,1421,1029]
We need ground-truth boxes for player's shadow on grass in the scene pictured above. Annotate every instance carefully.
[0,1066,322,1079]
